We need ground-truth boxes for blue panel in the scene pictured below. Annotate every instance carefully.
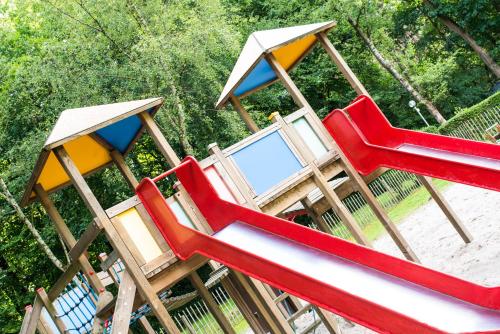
[231,131,303,195]
[96,108,153,153]
[234,59,277,96]
[54,287,96,333]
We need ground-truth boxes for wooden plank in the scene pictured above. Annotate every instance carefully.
[150,255,208,292]
[266,53,311,109]
[189,272,236,334]
[99,251,119,272]
[207,143,258,208]
[316,32,369,96]
[138,111,181,167]
[232,271,294,334]
[287,303,313,323]
[20,298,43,334]
[416,175,472,243]
[314,307,341,334]
[312,164,371,246]
[301,199,332,234]
[68,218,103,262]
[53,146,181,334]
[47,262,80,301]
[111,150,139,188]
[34,183,105,293]
[37,288,67,334]
[19,305,34,334]
[111,270,136,334]
[106,196,141,218]
[138,316,156,334]
[230,95,259,133]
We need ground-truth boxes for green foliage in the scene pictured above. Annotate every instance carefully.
[439,91,500,134]
[0,0,498,331]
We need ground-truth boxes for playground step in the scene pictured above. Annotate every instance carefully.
[286,303,313,323]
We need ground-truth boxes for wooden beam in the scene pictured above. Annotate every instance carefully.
[68,218,103,262]
[37,288,67,334]
[47,262,80,301]
[53,146,181,334]
[138,111,181,167]
[189,272,236,334]
[34,183,105,293]
[316,32,369,96]
[266,53,311,110]
[111,270,136,334]
[138,316,156,334]
[111,150,139,188]
[416,175,472,243]
[19,303,39,334]
[300,198,331,234]
[230,95,259,134]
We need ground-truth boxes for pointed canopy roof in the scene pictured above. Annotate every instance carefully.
[21,98,164,206]
[216,21,335,108]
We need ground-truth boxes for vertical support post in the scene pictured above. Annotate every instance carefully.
[33,184,105,294]
[139,111,181,167]
[301,198,332,234]
[111,150,139,188]
[53,146,181,334]
[37,288,67,334]
[188,272,236,334]
[111,270,136,334]
[138,317,156,334]
[416,175,472,243]
[230,95,259,134]
[316,32,369,96]
[267,53,419,262]
[19,302,41,334]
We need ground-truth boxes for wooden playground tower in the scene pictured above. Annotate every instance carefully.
[18,21,473,334]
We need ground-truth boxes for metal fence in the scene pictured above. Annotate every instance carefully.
[168,286,248,334]
[320,169,423,241]
[442,105,499,141]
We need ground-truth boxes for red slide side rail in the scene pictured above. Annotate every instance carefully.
[136,157,500,333]
[322,95,500,191]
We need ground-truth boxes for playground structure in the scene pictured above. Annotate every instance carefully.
[17,21,499,334]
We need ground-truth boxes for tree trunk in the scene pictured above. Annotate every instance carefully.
[0,178,64,271]
[423,0,500,78]
[348,18,447,125]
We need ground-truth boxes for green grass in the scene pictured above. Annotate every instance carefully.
[363,179,450,241]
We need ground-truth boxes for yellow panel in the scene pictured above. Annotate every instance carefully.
[35,135,112,194]
[116,208,163,263]
[272,35,317,70]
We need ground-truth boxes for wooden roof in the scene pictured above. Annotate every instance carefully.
[216,21,335,108]
[21,98,164,206]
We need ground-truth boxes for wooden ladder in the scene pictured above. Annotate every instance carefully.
[272,291,341,334]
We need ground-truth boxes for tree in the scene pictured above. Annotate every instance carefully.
[422,0,499,78]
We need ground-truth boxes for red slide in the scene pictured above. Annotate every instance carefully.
[322,95,500,192]
[136,157,500,334]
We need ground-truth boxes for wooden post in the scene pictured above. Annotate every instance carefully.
[37,288,67,334]
[266,54,310,109]
[316,32,369,96]
[137,317,156,334]
[301,198,332,234]
[188,272,236,334]
[266,53,419,262]
[111,150,139,188]
[416,175,472,243]
[139,111,181,167]
[111,270,136,334]
[270,112,370,246]
[230,95,259,134]
[20,298,43,334]
[34,184,105,293]
[53,146,182,334]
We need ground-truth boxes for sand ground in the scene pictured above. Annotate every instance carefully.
[295,183,500,334]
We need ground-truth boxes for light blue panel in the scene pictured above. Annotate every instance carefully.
[292,117,328,159]
[170,200,196,229]
[54,286,96,333]
[234,59,277,96]
[95,108,154,153]
[231,131,303,195]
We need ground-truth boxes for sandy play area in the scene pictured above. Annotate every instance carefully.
[298,182,500,334]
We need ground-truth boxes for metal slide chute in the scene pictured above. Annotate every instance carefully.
[322,95,500,191]
[136,157,500,334]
